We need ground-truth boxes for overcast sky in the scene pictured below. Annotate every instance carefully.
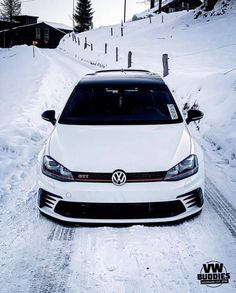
[22,0,149,28]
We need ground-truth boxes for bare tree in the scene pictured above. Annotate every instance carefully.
[0,0,21,22]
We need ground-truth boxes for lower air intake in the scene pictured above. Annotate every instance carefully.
[38,189,62,209]
[54,200,186,219]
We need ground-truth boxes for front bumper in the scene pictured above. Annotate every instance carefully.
[37,169,204,224]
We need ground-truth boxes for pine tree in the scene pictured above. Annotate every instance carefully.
[73,0,93,33]
[0,0,21,22]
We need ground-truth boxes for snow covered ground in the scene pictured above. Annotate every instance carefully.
[0,4,236,293]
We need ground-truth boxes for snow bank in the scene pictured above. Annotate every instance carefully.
[0,46,50,192]
[0,46,89,198]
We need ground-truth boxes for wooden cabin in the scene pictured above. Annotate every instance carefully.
[155,0,202,13]
[0,15,72,48]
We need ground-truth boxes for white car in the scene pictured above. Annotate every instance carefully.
[38,69,204,224]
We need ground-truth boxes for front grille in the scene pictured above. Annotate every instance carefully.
[38,189,62,209]
[54,200,186,219]
[72,171,166,183]
[177,188,203,209]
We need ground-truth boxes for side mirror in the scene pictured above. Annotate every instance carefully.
[186,109,204,125]
[41,110,56,125]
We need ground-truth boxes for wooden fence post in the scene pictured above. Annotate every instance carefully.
[111,28,113,36]
[162,53,169,77]
[33,44,35,58]
[84,37,87,49]
[121,21,124,37]
[149,15,152,24]
[105,43,107,54]
[91,43,93,51]
[78,37,80,45]
[116,47,119,62]
[128,51,132,68]
[162,15,164,23]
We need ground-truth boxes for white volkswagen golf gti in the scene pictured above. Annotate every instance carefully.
[38,69,204,224]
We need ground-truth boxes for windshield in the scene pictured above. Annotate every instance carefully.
[59,84,183,125]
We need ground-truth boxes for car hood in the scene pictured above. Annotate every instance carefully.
[49,123,191,172]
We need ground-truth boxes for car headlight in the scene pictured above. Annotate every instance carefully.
[164,155,198,181]
[42,156,74,181]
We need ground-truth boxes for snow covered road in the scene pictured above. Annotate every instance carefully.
[0,47,235,293]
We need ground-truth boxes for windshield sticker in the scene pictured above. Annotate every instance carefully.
[167,104,178,120]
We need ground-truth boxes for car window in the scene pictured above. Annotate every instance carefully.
[59,84,183,125]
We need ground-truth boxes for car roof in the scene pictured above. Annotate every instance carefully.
[79,69,165,86]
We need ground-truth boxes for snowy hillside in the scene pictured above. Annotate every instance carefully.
[59,7,236,205]
[0,4,236,293]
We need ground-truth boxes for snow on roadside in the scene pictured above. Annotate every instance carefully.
[0,46,50,196]
[58,8,236,206]
[0,46,90,203]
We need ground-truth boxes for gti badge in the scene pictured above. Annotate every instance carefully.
[112,170,127,186]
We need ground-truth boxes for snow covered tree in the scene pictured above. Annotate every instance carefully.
[73,0,93,33]
[0,0,21,22]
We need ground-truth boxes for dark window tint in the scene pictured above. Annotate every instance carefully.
[59,84,183,125]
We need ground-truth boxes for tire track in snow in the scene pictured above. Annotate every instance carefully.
[28,225,76,293]
[205,177,236,238]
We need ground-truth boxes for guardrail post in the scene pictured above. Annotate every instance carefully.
[105,43,107,54]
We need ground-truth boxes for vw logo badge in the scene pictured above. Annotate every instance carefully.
[112,170,127,186]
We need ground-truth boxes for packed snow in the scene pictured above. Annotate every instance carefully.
[0,3,236,293]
